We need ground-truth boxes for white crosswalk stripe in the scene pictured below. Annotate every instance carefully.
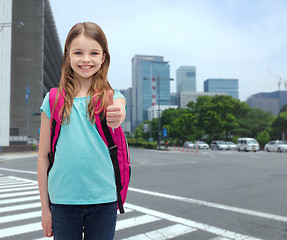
[121,224,197,240]
[0,211,41,224]
[116,215,160,231]
[0,174,262,240]
[0,222,43,238]
[0,195,40,204]
[0,185,39,193]
[0,202,41,214]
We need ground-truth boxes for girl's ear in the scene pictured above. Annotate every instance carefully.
[101,53,106,64]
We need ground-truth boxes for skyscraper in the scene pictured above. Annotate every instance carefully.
[204,78,239,99]
[131,55,170,132]
[0,0,62,146]
[176,66,196,93]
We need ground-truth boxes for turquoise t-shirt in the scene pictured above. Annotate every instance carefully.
[40,90,125,205]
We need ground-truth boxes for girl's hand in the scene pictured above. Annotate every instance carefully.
[106,90,126,128]
[41,209,53,237]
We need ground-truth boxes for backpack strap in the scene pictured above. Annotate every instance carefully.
[47,88,65,174]
[94,99,125,214]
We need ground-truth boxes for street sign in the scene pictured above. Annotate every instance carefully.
[163,128,167,137]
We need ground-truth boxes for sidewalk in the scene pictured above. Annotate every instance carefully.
[0,151,38,162]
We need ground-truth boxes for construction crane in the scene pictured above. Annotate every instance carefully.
[268,70,283,91]
[279,77,287,91]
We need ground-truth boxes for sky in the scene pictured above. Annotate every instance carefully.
[49,0,287,101]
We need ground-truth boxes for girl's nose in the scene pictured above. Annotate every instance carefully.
[82,54,90,62]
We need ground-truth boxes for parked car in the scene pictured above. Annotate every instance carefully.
[193,141,209,149]
[225,141,238,150]
[264,140,287,152]
[237,138,259,152]
[210,141,229,150]
[184,141,194,148]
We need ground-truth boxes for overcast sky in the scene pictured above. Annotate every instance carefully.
[49,0,287,101]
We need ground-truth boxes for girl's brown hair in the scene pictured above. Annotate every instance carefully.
[53,22,113,125]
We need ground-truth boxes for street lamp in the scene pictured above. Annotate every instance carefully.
[0,21,24,32]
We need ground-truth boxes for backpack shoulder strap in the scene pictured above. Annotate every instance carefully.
[47,88,65,174]
[94,98,125,214]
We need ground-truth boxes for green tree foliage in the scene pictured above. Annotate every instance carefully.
[133,95,279,144]
[256,130,270,149]
[271,109,287,139]
[236,108,273,138]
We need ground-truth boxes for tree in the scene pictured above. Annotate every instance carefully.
[188,95,248,140]
[271,110,287,140]
[236,108,273,138]
[256,130,270,149]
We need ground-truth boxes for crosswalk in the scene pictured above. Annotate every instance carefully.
[0,174,262,240]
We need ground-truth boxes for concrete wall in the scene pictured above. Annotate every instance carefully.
[0,0,12,146]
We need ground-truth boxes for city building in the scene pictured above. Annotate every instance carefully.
[148,105,177,121]
[180,92,227,108]
[204,78,239,99]
[246,91,287,116]
[176,66,196,93]
[0,0,62,146]
[131,55,171,132]
[170,93,177,106]
[0,0,12,146]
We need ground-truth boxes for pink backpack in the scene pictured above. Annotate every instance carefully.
[47,88,130,214]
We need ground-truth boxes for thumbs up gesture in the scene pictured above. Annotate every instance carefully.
[106,90,126,128]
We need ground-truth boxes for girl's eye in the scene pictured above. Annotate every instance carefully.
[91,52,98,55]
[74,52,81,55]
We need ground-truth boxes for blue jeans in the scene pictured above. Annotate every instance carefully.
[51,201,117,240]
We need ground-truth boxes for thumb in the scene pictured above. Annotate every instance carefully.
[107,90,114,107]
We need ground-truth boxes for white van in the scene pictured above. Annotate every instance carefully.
[237,138,259,152]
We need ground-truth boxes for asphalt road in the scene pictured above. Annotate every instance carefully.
[0,148,286,239]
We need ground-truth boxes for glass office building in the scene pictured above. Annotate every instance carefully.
[204,78,239,99]
[246,91,287,116]
[132,55,170,132]
[176,66,196,93]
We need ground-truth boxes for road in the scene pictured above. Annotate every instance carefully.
[0,148,287,239]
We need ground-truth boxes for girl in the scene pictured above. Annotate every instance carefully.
[37,22,126,240]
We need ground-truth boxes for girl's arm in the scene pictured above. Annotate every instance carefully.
[37,112,53,237]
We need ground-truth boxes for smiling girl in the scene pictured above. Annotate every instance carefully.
[37,22,126,240]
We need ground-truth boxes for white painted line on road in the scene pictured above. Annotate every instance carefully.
[0,167,37,174]
[117,208,133,214]
[0,210,41,224]
[0,178,23,183]
[0,185,39,193]
[116,215,160,231]
[0,180,25,186]
[129,187,287,223]
[8,175,38,183]
[0,190,39,199]
[125,203,262,240]
[121,224,196,240]
[0,195,40,205]
[0,202,41,214]
[0,222,42,238]
[0,182,36,189]
[210,237,232,240]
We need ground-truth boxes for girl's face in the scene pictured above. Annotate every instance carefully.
[69,34,106,82]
